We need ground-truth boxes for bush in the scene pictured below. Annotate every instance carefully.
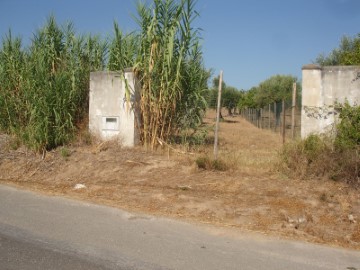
[279,103,360,185]
[60,147,71,160]
[335,102,360,150]
[279,134,332,179]
[195,156,228,171]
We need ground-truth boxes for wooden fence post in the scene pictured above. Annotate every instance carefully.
[282,99,286,144]
[291,82,297,139]
[274,102,277,132]
[268,104,271,129]
[214,71,223,160]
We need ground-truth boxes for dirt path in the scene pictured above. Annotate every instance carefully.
[0,112,359,250]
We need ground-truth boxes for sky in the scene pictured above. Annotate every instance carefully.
[1,0,360,90]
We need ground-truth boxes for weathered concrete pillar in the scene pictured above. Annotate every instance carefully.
[89,70,140,147]
[301,64,323,138]
[301,64,360,139]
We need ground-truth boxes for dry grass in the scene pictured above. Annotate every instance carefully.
[202,110,281,175]
[0,110,360,250]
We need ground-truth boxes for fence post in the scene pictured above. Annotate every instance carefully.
[214,70,223,160]
[291,82,297,139]
[282,99,286,144]
[268,104,271,129]
[274,102,277,132]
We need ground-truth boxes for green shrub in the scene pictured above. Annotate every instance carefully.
[195,156,228,171]
[212,159,228,171]
[279,103,360,185]
[279,134,332,178]
[195,156,211,170]
[60,147,71,159]
[335,102,360,150]
[303,134,327,164]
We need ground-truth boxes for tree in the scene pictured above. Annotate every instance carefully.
[315,34,360,66]
[205,76,241,115]
[237,75,299,110]
[222,86,241,115]
[237,87,257,109]
[212,75,226,91]
[256,75,297,106]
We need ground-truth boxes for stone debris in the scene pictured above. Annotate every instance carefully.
[74,183,86,190]
[348,214,356,223]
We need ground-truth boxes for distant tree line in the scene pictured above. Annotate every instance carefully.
[204,76,243,115]
[209,33,360,114]
[204,74,300,115]
[238,75,300,110]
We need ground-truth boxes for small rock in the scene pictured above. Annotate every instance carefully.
[298,216,307,224]
[74,183,86,190]
[348,214,356,223]
[286,216,295,223]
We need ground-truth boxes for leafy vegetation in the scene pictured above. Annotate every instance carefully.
[237,75,300,110]
[315,34,360,66]
[196,155,228,171]
[0,0,209,151]
[335,102,360,150]
[205,76,243,115]
[0,17,106,152]
[281,34,360,184]
[280,103,360,185]
[133,0,209,148]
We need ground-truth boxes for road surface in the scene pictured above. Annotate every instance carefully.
[0,185,359,270]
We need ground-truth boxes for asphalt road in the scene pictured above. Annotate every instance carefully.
[0,184,359,270]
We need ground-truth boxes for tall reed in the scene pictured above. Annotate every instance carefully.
[0,16,106,152]
[133,0,209,148]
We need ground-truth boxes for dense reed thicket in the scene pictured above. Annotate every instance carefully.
[0,17,107,152]
[132,0,209,148]
[0,0,209,151]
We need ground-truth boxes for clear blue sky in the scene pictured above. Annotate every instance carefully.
[1,0,360,90]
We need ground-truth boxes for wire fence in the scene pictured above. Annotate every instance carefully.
[239,100,302,141]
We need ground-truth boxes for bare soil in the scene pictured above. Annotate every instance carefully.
[1,111,359,250]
